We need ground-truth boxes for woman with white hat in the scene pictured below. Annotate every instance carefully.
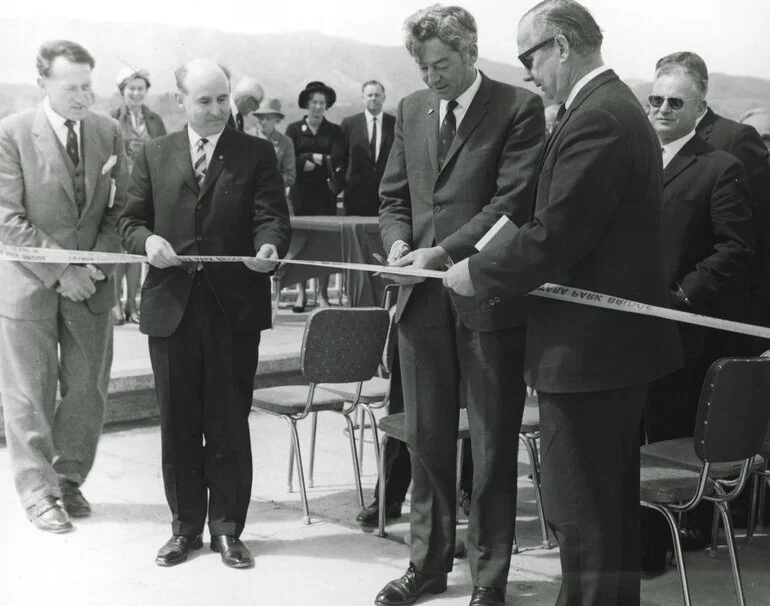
[110,67,166,325]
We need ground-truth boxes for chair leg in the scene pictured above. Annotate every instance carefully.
[746,474,759,543]
[308,411,318,488]
[716,501,747,606]
[358,407,366,470]
[342,413,365,508]
[283,416,311,525]
[709,503,720,559]
[378,434,391,538]
[362,404,381,467]
[287,435,295,493]
[644,501,692,606]
[520,432,551,549]
[759,469,769,528]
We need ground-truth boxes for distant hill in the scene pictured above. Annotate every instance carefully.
[1,17,768,126]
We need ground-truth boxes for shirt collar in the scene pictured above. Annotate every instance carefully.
[695,107,708,128]
[187,124,224,150]
[365,109,382,122]
[661,129,697,163]
[43,96,80,131]
[564,65,612,109]
[442,68,482,112]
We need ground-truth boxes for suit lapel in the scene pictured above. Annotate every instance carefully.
[439,76,491,174]
[173,126,200,194]
[663,138,700,187]
[378,114,393,171]
[359,113,375,163]
[82,112,103,212]
[426,97,440,174]
[198,128,231,198]
[695,108,715,143]
[32,105,76,206]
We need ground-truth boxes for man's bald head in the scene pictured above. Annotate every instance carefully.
[175,58,232,137]
[174,59,230,95]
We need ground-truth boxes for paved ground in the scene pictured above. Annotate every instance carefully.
[1,306,769,606]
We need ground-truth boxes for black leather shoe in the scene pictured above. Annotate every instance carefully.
[375,563,447,605]
[469,586,505,605]
[210,535,254,569]
[155,535,203,567]
[26,496,73,534]
[679,527,710,552]
[357,501,402,526]
[60,483,91,518]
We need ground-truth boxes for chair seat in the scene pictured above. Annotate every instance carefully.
[640,454,717,504]
[641,438,764,480]
[319,377,390,404]
[252,385,346,415]
[379,409,471,443]
[520,396,540,434]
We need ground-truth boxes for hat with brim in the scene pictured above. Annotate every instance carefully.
[298,81,336,109]
[116,67,151,92]
[252,97,285,119]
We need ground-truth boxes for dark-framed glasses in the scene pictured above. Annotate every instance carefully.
[648,95,696,111]
[518,38,555,70]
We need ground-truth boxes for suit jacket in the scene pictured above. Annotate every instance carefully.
[468,70,683,392]
[0,104,128,320]
[697,108,770,326]
[341,111,395,215]
[379,73,545,331]
[119,126,291,337]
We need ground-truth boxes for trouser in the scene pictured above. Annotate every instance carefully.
[0,299,112,508]
[539,385,647,606]
[149,274,260,537]
[399,279,527,588]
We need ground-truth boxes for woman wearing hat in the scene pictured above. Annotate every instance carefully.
[243,97,296,192]
[285,81,345,311]
[110,67,166,325]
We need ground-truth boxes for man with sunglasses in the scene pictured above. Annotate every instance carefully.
[444,1,682,603]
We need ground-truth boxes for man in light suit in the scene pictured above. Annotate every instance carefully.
[375,6,544,606]
[341,80,396,216]
[0,40,127,533]
[445,1,683,603]
[119,59,290,569]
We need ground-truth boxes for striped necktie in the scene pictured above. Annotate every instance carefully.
[193,138,208,187]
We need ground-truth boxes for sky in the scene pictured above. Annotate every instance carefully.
[3,0,770,81]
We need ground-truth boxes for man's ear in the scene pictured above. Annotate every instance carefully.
[695,99,708,119]
[37,76,46,90]
[175,92,184,107]
[466,43,479,65]
[555,34,570,62]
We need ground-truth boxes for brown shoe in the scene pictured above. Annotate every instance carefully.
[375,563,447,605]
[60,482,91,518]
[26,496,73,534]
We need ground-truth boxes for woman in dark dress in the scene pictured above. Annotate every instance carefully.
[285,81,345,311]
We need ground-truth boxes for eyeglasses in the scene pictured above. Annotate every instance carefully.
[647,95,697,111]
[518,38,555,70]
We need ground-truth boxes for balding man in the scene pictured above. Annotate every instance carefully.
[119,59,290,569]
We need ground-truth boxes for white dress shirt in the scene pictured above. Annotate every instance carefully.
[43,97,80,153]
[564,65,612,109]
[661,130,696,169]
[439,69,483,129]
[365,109,384,161]
[187,125,224,170]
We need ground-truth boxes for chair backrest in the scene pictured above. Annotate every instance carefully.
[694,357,770,463]
[300,307,390,384]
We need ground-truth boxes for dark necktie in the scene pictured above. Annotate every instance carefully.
[193,138,208,187]
[550,104,566,135]
[437,99,458,169]
[370,116,378,162]
[64,119,79,166]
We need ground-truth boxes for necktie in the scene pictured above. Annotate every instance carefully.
[64,119,80,166]
[370,116,378,162]
[437,99,458,169]
[549,104,566,136]
[193,138,208,187]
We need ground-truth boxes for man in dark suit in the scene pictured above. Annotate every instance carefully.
[375,6,544,606]
[657,52,770,334]
[119,59,290,569]
[445,1,683,604]
[639,59,754,576]
[341,80,396,216]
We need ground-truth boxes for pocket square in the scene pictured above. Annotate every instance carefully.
[101,155,117,175]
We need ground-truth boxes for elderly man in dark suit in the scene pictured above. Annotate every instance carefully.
[656,52,770,334]
[0,40,127,533]
[119,59,290,570]
[375,6,544,606]
[445,1,683,604]
[341,80,396,216]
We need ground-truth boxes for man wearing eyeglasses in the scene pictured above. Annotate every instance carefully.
[640,63,754,576]
[444,1,682,603]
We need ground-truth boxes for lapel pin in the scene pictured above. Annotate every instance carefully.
[428,108,435,115]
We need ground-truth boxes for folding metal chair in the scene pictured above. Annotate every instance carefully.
[251,307,390,524]
[640,356,770,606]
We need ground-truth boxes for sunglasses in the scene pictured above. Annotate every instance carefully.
[518,38,555,70]
[647,95,697,111]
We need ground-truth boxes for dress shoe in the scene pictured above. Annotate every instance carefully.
[210,535,254,569]
[126,311,141,324]
[458,489,472,517]
[357,501,402,526]
[469,586,505,606]
[26,496,73,534]
[60,483,91,518]
[374,563,447,605]
[679,527,710,552]
[155,534,203,567]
